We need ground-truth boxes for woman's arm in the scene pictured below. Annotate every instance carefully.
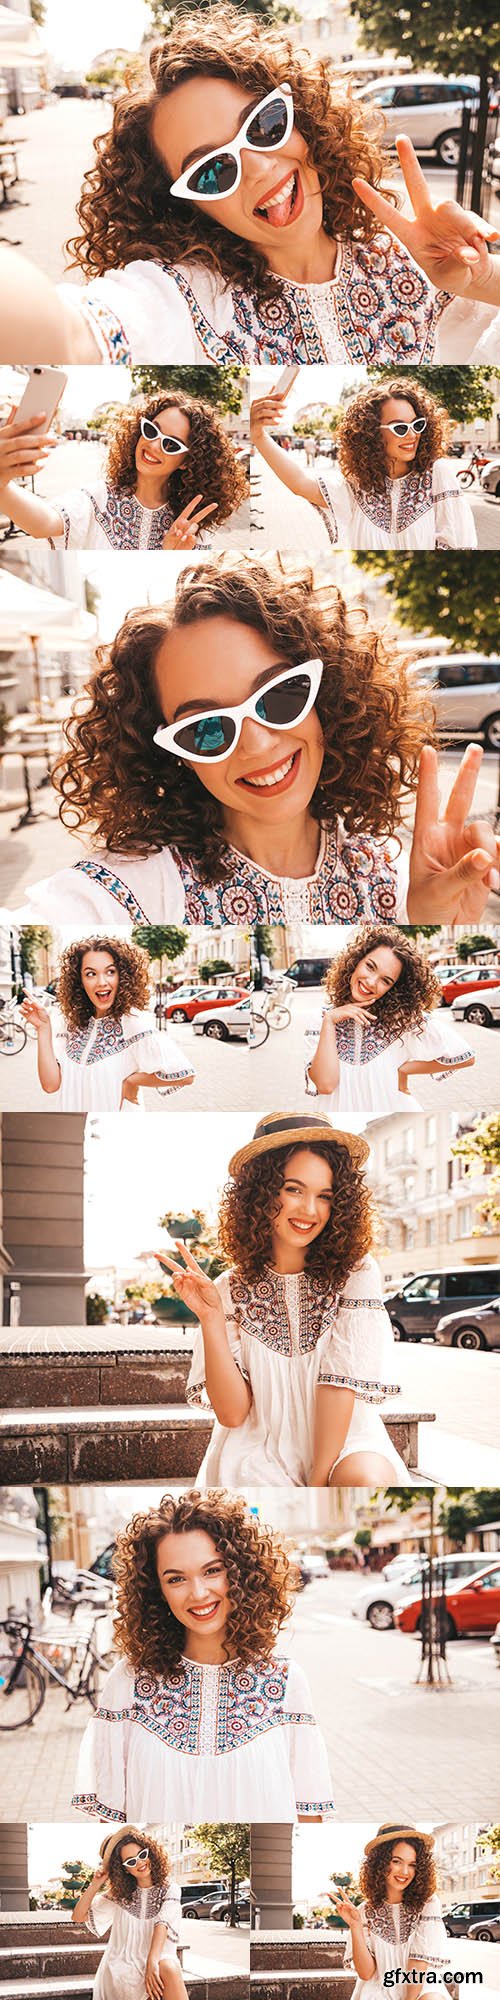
[311,1384,355,1486]
[328,1893,377,1978]
[20,999,61,1092]
[250,394,326,507]
[121,1069,194,1105]
[398,1054,475,1089]
[0,479,65,540]
[71,1868,107,1926]
[0,248,101,361]
[157,1247,252,1427]
[307,1013,340,1094]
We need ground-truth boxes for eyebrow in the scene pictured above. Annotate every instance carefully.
[283,1176,333,1194]
[160,1557,222,1577]
[180,94,262,173]
[171,658,294,722]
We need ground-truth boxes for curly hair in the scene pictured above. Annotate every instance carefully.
[103,1831,171,1906]
[337,378,451,497]
[67,4,397,300]
[218,1140,374,1286]
[53,556,434,878]
[325,924,440,1043]
[113,1488,296,1679]
[56,934,150,1029]
[106,391,247,526]
[360,1839,437,1912]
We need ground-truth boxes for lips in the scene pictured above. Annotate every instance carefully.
[254,166,303,227]
[188,1601,220,1621]
[237,748,300,795]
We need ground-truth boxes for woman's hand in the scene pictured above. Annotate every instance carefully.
[353,136,499,296]
[162,495,218,547]
[328,1887,364,1929]
[327,1003,373,1027]
[91,1862,108,1890]
[120,1074,141,1107]
[156,1240,223,1321]
[19,996,51,1034]
[0,405,58,485]
[408,744,500,923]
[145,1953,164,2000]
[250,392,288,438]
[397,1065,411,1095]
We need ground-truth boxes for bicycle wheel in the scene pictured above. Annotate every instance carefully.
[0,1649,45,1728]
[248,1012,270,1048]
[268,1006,291,1030]
[0,1022,27,1055]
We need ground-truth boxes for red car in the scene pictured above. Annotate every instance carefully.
[164,986,247,1022]
[395,1561,500,1640]
[439,966,500,1006]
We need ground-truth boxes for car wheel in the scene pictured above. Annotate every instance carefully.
[464,1003,493,1026]
[204,1020,229,1040]
[451,1324,488,1350]
[435,130,461,166]
[495,479,500,499]
[367,1600,394,1631]
[170,1008,188,1022]
[474,1930,494,1942]
[484,713,500,751]
[391,1321,408,1342]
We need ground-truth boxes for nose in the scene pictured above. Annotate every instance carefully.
[190,1575,211,1602]
[238,715,284,759]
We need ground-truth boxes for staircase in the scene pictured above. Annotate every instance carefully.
[250,1933,355,2000]
[0,1914,246,2000]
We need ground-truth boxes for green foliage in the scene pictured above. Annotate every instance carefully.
[452,1114,500,1229]
[192,1824,250,1923]
[158,1209,228,1282]
[86,1292,109,1325]
[354,1527,372,1548]
[369,367,497,428]
[30,0,46,21]
[57,1859,94,1908]
[147,0,299,30]
[349,0,500,72]
[19,926,52,977]
[132,926,188,972]
[84,577,100,620]
[403,927,442,940]
[197,959,234,981]
[455,934,498,960]
[131,365,247,415]
[353,552,500,650]
[438,1489,500,1544]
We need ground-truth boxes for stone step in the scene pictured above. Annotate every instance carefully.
[0,1334,193,1410]
[0,1400,430,1483]
[0,1982,93,1998]
[0,1948,100,1981]
[251,1974,354,2000]
[252,1940,345,1969]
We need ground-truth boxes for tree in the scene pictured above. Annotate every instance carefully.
[132,925,188,981]
[18,925,52,978]
[451,1114,500,1228]
[353,553,500,651]
[369,368,498,430]
[131,366,246,416]
[197,960,234,981]
[438,1489,500,1545]
[349,0,500,209]
[86,1292,109,1325]
[455,934,498,960]
[192,1824,250,1925]
[402,927,442,941]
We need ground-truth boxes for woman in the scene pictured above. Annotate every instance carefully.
[0,10,498,365]
[331,1823,450,1999]
[305,924,475,1116]
[21,936,195,1110]
[71,1828,185,2000]
[72,1488,334,1822]
[250,377,477,549]
[10,559,500,927]
[0,390,247,549]
[163,1112,407,1488]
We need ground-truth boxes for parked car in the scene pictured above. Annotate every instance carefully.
[438,965,500,1006]
[192,998,252,1042]
[355,73,482,167]
[285,958,331,986]
[210,1892,251,1924]
[352,1554,491,1629]
[434,1299,500,1350]
[384,1268,500,1341]
[468,1914,500,1941]
[164,986,246,1022]
[444,1901,500,1938]
[452,985,500,1028]
[395,1560,500,1639]
[411,654,500,751]
[182,1885,226,1917]
[480,457,500,500]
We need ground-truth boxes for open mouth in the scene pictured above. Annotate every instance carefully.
[95,989,114,1001]
[356,981,374,1000]
[237,748,300,794]
[188,1601,221,1622]
[290,1219,316,1234]
[142,448,163,465]
[254,166,303,227]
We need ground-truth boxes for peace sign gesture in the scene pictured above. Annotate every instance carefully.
[408,743,500,923]
[353,136,498,297]
[328,1887,363,1930]
[163,495,218,547]
[156,1241,223,1323]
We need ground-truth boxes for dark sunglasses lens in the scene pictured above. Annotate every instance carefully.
[160,437,184,455]
[247,96,289,146]
[413,418,426,433]
[175,713,237,758]
[256,672,312,727]
[392,423,409,437]
[142,420,158,440]
[188,152,238,196]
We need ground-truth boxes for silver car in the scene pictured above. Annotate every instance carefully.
[434,1300,500,1350]
[355,72,480,167]
[480,458,500,500]
[452,983,500,1026]
[411,655,500,751]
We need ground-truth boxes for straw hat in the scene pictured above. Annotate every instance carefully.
[99,1827,146,1867]
[228,1112,370,1178]
[364,1824,435,1857]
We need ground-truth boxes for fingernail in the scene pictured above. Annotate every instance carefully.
[488,869,500,893]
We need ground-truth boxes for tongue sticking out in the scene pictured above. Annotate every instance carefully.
[256,171,297,227]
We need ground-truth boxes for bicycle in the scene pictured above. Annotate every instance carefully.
[0,997,27,1054]
[253,982,293,1031]
[0,1608,113,1729]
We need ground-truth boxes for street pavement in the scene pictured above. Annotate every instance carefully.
[251,451,500,552]
[0,1573,497,1820]
[0,98,112,283]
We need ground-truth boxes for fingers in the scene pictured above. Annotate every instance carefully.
[444,845,500,894]
[463,820,500,884]
[412,744,440,839]
[154,1251,185,1277]
[394,136,434,214]
[351,175,414,252]
[8,411,51,437]
[177,494,218,524]
[174,1237,202,1273]
[443,742,483,827]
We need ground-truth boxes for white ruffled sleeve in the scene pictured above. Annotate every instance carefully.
[315,468,356,548]
[303,1009,325,1093]
[318,1252,400,1404]
[49,486,95,550]
[432,460,477,549]
[408,1895,450,1970]
[433,293,499,362]
[284,1658,335,1820]
[158,1878,182,1944]
[72,1659,134,1821]
[13,847,186,924]
[58,263,202,364]
[186,1268,251,1408]
[401,1009,474,1076]
[85,1892,115,1939]
[122,1015,195,1091]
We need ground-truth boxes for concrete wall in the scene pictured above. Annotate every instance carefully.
[0,1826,29,1911]
[251,1827,293,1929]
[1,1113,86,1323]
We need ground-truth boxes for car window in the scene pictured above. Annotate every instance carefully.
[369,86,397,105]
[474,1568,500,1589]
[445,1271,499,1298]
[403,1275,440,1300]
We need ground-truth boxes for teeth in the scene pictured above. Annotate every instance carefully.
[245,753,294,788]
[258,171,295,215]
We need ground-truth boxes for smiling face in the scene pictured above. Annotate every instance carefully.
[379,398,423,470]
[154,614,324,828]
[80,949,119,1014]
[119,1841,152,1885]
[350,945,403,1008]
[385,1842,418,1898]
[152,76,323,261]
[156,1527,231,1646]
[134,404,190,484]
[271,1146,334,1267]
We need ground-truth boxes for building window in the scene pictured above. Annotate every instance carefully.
[425,1117,436,1146]
[446,1212,455,1243]
[404,1128,415,1157]
[425,1217,437,1246]
[425,1166,437,1197]
[458,1204,472,1237]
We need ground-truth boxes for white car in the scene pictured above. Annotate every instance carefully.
[352,1553,491,1629]
[480,457,500,500]
[355,72,481,167]
[192,998,252,1043]
[411,654,500,752]
[452,985,500,1027]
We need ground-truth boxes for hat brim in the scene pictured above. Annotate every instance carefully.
[100,1826,142,1866]
[229,1118,370,1178]
[364,1827,435,1857]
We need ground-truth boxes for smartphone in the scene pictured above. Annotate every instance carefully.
[14,367,68,433]
[273,365,300,397]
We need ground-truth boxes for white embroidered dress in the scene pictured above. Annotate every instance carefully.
[186,1254,407,1486]
[344,1896,451,2000]
[14,826,409,926]
[50,480,177,551]
[72,1651,335,1822]
[85,1879,181,2000]
[49,1006,194,1111]
[304,1008,474,1117]
[315,461,477,550]
[58,235,498,364]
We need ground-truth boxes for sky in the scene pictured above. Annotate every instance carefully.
[28,1821,180,1890]
[40,0,148,72]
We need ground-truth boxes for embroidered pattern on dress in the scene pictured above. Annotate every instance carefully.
[170,825,400,926]
[335,1016,394,1065]
[94,1657,311,1756]
[296,1798,336,1816]
[64,1017,153,1065]
[169,237,448,365]
[72,1792,125,1821]
[73,860,149,921]
[90,489,173,550]
[82,294,132,364]
[228,1269,338,1357]
[317,1369,400,1402]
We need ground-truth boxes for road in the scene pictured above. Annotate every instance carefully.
[251,451,500,552]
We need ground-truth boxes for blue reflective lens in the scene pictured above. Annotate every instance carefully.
[193,715,228,754]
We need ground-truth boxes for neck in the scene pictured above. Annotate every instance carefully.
[134,471,170,509]
[182,1631,228,1665]
[265,225,338,285]
[223,804,321,879]
[138,1869,153,1890]
[387,1890,404,1904]
[385,453,416,482]
[270,1240,307,1275]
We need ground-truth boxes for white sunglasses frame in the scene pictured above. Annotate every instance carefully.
[140,417,189,457]
[153,657,324,765]
[169,83,294,203]
[379,417,427,438]
[122,1847,149,1868]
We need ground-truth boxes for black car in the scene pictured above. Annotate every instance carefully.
[286,958,330,986]
[444,1900,500,1938]
[384,1267,500,1340]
